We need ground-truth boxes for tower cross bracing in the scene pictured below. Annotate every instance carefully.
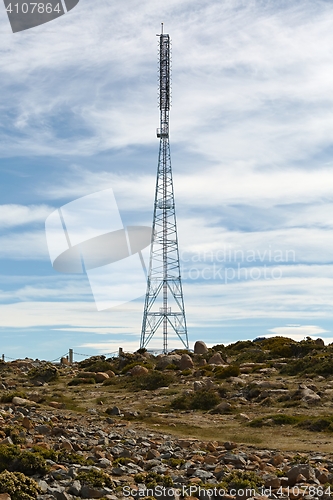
[140,29,188,354]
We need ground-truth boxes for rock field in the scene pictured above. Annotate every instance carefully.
[0,336,333,500]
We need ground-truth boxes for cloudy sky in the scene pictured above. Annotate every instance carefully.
[0,0,332,360]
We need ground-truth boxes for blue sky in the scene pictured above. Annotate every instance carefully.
[0,0,333,360]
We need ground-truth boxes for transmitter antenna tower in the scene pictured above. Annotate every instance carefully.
[140,26,189,354]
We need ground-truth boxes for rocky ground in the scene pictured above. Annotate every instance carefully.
[1,336,333,500]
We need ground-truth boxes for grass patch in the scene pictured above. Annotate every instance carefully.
[249,414,302,427]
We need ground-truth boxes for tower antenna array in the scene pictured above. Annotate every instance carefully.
[140,28,189,354]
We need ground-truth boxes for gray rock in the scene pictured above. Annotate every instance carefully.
[68,480,82,496]
[191,469,214,480]
[179,354,194,370]
[213,402,232,414]
[81,484,108,498]
[12,396,34,406]
[194,341,208,354]
[54,492,73,500]
[222,453,247,468]
[37,479,48,493]
[208,352,224,365]
[35,424,52,435]
[106,406,121,415]
[287,464,316,486]
[98,457,112,468]
[0,436,13,445]
[156,354,181,369]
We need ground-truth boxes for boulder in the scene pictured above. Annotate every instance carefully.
[106,406,121,416]
[212,402,232,414]
[208,352,224,365]
[130,365,149,377]
[156,354,181,370]
[224,441,238,450]
[12,396,34,406]
[194,381,205,391]
[194,341,208,354]
[222,453,246,468]
[81,484,107,498]
[287,464,316,486]
[49,401,65,409]
[179,354,194,370]
[95,372,109,383]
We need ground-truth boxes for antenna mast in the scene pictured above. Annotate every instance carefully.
[140,28,189,354]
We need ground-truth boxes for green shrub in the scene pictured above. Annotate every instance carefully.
[0,470,40,500]
[27,363,58,382]
[217,386,228,398]
[84,360,115,373]
[235,349,267,363]
[133,371,175,390]
[0,445,48,476]
[163,458,185,468]
[191,389,221,409]
[214,365,240,379]
[219,470,262,493]
[298,417,333,433]
[113,457,132,466]
[3,425,26,444]
[58,451,94,465]
[102,378,117,386]
[76,469,113,488]
[181,369,192,376]
[249,414,301,427]
[225,340,253,355]
[164,363,178,370]
[31,446,58,461]
[134,471,173,488]
[0,444,20,472]
[17,450,49,475]
[171,389,220,411]
[280,354,333,377]
[121,361,153,374]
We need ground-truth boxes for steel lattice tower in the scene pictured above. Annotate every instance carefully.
[140,28,188,354]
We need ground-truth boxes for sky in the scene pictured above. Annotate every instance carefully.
[0,0,332,360]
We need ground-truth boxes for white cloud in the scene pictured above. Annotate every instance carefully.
[0,204,53,228]
[0,231,49,260]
